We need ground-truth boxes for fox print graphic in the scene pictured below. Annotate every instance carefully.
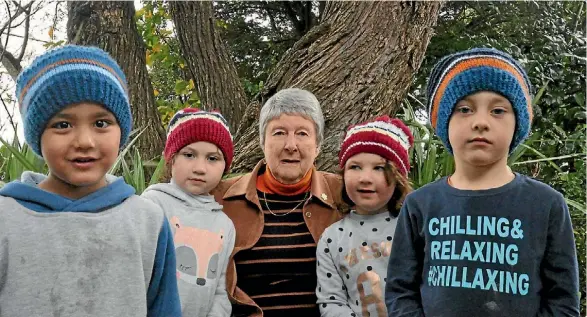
[170,216,224,286]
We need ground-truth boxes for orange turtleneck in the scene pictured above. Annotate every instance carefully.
[256,166,312,196]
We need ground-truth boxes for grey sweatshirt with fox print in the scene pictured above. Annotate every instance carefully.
[142,181,235,317]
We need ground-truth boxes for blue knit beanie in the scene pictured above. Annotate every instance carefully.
[426,47,534,154]
[15,45,132,156]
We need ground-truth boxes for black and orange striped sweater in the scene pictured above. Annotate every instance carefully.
[233,170,320,316]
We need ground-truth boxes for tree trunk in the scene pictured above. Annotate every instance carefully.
[169,1,248,132]
[66,1,165,160]
[231,2,442,173]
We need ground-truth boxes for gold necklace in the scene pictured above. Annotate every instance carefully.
[262,191,310,217]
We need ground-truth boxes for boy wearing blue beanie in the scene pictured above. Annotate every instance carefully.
[0,45,181,317]
[385,48,579,316]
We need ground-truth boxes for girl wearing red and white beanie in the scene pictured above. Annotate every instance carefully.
[142,108,235,316]
[316,115,414,316]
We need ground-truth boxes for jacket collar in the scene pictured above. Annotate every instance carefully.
[223,160,336,210]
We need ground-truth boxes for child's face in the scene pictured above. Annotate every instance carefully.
[40,102,121,199]
[171,141,226,195]
[344,153,396,215]
[448,91,516,167]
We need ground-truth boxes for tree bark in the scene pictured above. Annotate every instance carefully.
[169,1,248,132]
[66,1,165,160]
[231,2,442,173]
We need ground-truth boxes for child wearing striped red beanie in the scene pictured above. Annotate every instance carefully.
[142,108,236,316]
[316,115,413,316]
[163,108,234,172]
[338,114,414,216]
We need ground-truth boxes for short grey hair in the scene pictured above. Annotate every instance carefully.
[259,88,325,147]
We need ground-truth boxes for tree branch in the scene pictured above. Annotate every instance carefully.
[282,1,305,36]
[318,1,326,22]
[16,3,30,61]
[463,2,500,30]
[572,1,584,34]
[303,1,313,32]
[0,0,34,79]
[0,44,22,80]
[2,32,49,43]
[261,1,282,36]
[269,36,298,44]
[0,0,14,72]
[50,1,59,40]
[0,0,32,36]
[0,96,18,139]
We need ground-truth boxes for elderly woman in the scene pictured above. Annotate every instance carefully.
[213,88,344,316]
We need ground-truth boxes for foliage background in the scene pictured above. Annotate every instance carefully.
[0,1,585,312]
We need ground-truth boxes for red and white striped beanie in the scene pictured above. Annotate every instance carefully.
[164,108,233,172]
[339,115,414,176]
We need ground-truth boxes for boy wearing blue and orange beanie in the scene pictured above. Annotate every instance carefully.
[385,48,579,316]
[0,45,181,316]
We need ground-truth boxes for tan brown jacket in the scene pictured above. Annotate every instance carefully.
[212,160,345,316]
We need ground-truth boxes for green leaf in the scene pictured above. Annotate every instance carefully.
[423,139,437,185]
[133,148,146,194]
[508,132,541,165]
[441,152,455,176]
[566,197,587,214]
[515,144,564,172]
[575,92,585,107]
[120,157,133,187]
[149,156,166,186]
[512,153,586,165]
[532,81,549,106]
[109,128,147,175]
[0,138,38,173]
[174,80,189,95]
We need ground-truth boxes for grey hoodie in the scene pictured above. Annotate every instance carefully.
[142,181,235,317]
[0,172,181,317]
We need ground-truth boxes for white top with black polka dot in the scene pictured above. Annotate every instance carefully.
[316,210,398,317]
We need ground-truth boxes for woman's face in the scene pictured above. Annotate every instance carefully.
[263,114,319,184]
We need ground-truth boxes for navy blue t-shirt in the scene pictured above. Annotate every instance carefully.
[385,174,579,317]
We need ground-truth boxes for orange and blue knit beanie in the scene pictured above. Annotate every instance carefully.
[15,45,132,156]
[164,108,234,172]
[339,115,414,176]
[427,47,534,154]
